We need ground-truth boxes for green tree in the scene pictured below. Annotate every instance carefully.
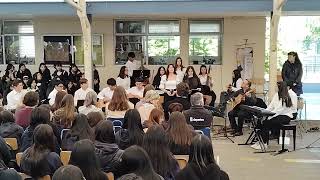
[303,24,320,50]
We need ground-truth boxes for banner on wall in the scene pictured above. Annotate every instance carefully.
[236,47,254,80]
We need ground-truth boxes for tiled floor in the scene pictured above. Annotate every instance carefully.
[212,128,320,180]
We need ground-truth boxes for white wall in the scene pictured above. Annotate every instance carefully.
[2,16,266,97]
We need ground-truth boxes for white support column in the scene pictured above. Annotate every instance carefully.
[269,0,287,101]
[180,19,189,66]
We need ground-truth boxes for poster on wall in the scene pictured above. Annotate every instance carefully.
[236,47,254,80]
[43,36,72,64]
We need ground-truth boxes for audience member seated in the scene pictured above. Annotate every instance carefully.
[94,120,123,174]
[0,110,23,145]
[142,126,179,179]
[0,136,21,180]
[52,94,77,130]
[61,114,94,151]
[93,64,100,94]
[97,78,117,105]
[20,124,63,178]
[68,64,82,96]
[69,139,108,180]
[127,77,145,100]
[152,66,166,90]
[115,109,144,150]
[16,63,32,81]
[5,79,25,110]
[252,81,297,150]
[15,91,39,129]
[166,112,195,155]
[175,134,229,180]
[51,91,67,112]
[106,86,134,119]
[52,165,85,180]
[116,66,131,90]
[143,108,165,129]
[228,79,257,136]
[183,66,201,90]
[183,92,213,130]
[164,82,191,120]
[137,90,161,123]
[74,78,94,108]
[87,111,104,130]
[118,145,164,180]
[21,107,61,153]
[52,62,69,86]
[78,91,102,115]
[48,80,65,106]
[135,84,155,109]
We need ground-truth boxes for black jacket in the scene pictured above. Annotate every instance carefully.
[52,70,69,86]
[0,122,24,146]
[94,141,123,174]
[115,129,130,150]
[152,75,162,89]
[16,69,32,80]
[0,160,21,180]
[282,60,303,86]
[183,76,201,90]
[183,106,213,130]
[175,162,229,180]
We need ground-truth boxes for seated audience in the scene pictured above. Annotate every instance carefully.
[61,114,94,151]
[116,66,131,90]
[106,86,134,119]
[118,145,164,180]
[21,124,63,178]
[69,139,108,180]
[74,78,94,107]
[0,110,23,145]
[94,120,123,173]
[137,90,161,123]
[78,91,102,115]
[15,91,39,129]
[48,80,65,106]
[183,92,213,130]
[152,66,166,89]
[252,81,297,150]
[52,62,69,86]
[135,84,155,109]
[52,165,85,180]
[183,66,201,90]
[87,111,104,130]
[16,63,32,80]
[115,109,144,150]
[21,107,61,153]
[68,64,82,96]
[228,79,256,136]
[168,103,184,113]
[52,94,77,130]
[0,136,21,180]
[98,78,117,105]
[164,82,191,120]
[127,77,145,99]
[51,91,67,112]
[143,108,165,129]
[6,79,25,110]
[166,112,195,155]
[175,135,229,180]
[93,64,100,93]
[142,126,179,180]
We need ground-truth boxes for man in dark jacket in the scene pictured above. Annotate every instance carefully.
[183,92,213,130]
[227,79,257,136]
[164,82,191,120]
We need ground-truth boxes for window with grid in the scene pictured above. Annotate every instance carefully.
[3,20,35,64]
[189,20,223,65]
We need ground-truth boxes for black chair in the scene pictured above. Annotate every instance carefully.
[277,123,297,154]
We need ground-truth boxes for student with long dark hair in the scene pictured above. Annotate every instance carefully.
[119,145,164,180]
[166,112,195,155]
[152,66,166,89]
[68,64,83,95]
[51,91,67,112]
[52,94,76,130]
[160,64,181,103]
[175,135,229,180]
[174,57,186,81]
[20,124,63,178]
[1,64,16,105]
[117,66,131,90]
[252,81,297,150]
[94,120,123,174]
[115,109,144,150]
[31,72,47,101]
[93,64,100,93]
[142,126,179,180]
[183,66,201,90]
[282,51,303,96]
[52,165,85,180]
[16,63,32,80]
[69,139,108,180]
[36,63,52,85]
[52,62,68,85]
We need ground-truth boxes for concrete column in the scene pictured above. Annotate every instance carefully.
[180,19,189,66]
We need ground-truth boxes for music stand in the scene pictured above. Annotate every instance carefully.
[132,70,150,85]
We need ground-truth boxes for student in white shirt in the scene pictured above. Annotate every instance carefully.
[6,79,25,110]
[228,68,243,92]
[127,77,145,100]
[125,52,137,77]
[116,66,131,90]
[160,64,181,103]
[48,80,65,106]
[98,78,116,104]
[78,91,102,115]
[174,57,186,82]
[74,78,94,107]
[251,81,297,150]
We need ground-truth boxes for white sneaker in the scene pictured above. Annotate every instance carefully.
[251,142,268,150]
[250,142,260,149]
